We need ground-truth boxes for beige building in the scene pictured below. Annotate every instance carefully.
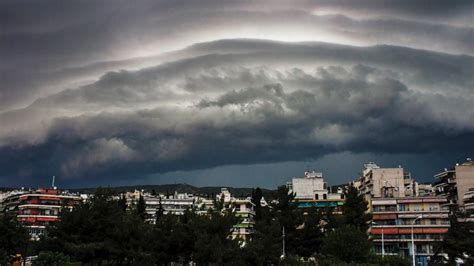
[370,196,450,266]
[357,162,413,210]
[434,158,474,209]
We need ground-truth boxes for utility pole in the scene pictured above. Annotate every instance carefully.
[412,215,422,266]
[281,226,286,260]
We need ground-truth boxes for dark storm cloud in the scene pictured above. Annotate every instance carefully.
[0,40,473,184]
[1,0,473,186]
[1,0,472,111]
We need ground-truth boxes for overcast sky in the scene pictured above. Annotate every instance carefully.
[1,0,473,188]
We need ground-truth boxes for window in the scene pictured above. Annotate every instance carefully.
[315,194,319,200]
[323,194,327,200]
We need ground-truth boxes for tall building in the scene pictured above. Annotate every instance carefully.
[287,170,345,212]
[463,188,474,218]
[231,198,255,241]
[434,158,474,210]
[370,196,450,266]
[216,188,256,241]
[357,162,419,211]
[13,188,82,239]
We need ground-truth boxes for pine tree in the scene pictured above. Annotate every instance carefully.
[251,187,263,220]
[118,194,127,212]
[342,184,371,231]
[155,197,164,224]
[136,194,147,221]
[430,210,474,264]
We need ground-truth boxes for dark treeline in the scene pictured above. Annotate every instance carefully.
[2,185,470,265]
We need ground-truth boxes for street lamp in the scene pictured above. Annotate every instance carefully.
[280,226,286,260]
[411,215,422,266]
[371,221,384,258]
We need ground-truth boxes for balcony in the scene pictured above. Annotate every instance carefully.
[235,210,256,216]
[464,202,474,211]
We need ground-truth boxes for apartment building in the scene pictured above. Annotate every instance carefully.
[13,188,82,239]
[434,158,474,210]
[124,190,196,223]
[231,198,256,241]
[0,189,28,213]
[370,196,450,266]
[287,170,345,213]
[357,162,421,211]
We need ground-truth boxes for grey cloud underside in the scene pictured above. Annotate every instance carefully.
[0,40,473,182]
[1,0,472,111]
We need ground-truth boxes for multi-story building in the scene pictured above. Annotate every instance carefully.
[156,192,195,215]
[124,190,196,223]
[357,162,421,211]
[12,188,82,239]
[287,170,345,213]
[0,189,28,213]
[231,198,255,241]
[215,188,256,241]
[463,188,474,220]
[417,183,434,197]
[370,196,450,266]
[434,158,474,210]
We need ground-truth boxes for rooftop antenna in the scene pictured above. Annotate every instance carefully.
[52,176,56,189]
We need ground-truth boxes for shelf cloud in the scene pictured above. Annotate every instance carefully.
[1,1,472,187]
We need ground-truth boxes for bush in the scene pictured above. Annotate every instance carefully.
[320,225,372,263]
[32,251,77,266]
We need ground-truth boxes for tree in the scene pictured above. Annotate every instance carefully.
[155,197,164,224]
[242,207,282,265]
[136,193,147,221]
[251,187,263,208]
[251,187,263,221]
[320,225,372,263]
[213,194,225,211]
[39,188,151,264]
[272,185,303,255]
[32,251,74,266]
[430,210,474,265]
[118,193,127,212]
[0,214,29,265]
[342,185,371,231]
[191,210,241,264]
[294,207,325,257]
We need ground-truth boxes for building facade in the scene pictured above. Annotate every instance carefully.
[287,170,345,213]
[14,188,82,239]
[370,196,450,266]
[357,162,423,211]
[434,158,474,210]
[231,198,255,241]
[124,190,196,223]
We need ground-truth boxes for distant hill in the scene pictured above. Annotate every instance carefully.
[68,183,273,198]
